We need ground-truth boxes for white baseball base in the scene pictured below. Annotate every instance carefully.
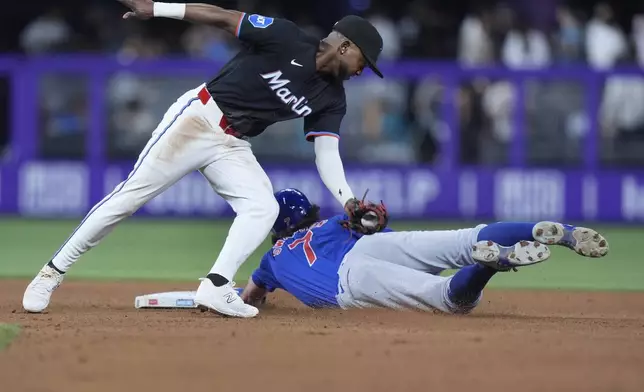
[134,291,198,309]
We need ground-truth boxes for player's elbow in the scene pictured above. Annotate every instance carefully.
[314,153,325,171]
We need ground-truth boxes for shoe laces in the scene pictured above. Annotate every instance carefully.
[38,267,62,281]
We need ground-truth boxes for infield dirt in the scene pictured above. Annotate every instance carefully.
[1,280,643,392]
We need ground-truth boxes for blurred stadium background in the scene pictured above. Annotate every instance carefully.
[1,0,644,289]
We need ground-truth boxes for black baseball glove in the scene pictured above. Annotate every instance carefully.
[341,190,389,235]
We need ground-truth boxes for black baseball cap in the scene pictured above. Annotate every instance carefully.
[332,15,384,78]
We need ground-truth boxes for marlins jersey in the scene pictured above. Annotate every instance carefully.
[207,13,346,139]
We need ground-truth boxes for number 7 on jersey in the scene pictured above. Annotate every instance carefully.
[288,231,317,266]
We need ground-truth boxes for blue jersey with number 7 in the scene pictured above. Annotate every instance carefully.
[251,215,367,308]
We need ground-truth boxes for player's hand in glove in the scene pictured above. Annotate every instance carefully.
[342,190,389,235]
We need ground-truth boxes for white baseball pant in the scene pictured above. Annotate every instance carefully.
[50,84,279,281]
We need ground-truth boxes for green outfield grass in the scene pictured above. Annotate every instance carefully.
[0,324,21,351]
[0,218,642,291]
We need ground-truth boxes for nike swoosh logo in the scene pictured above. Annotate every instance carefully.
[291,59,303,67]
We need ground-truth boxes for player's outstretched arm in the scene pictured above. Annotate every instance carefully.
[313,137,389,234]
[118,0,242,36]
[313,136,356,207]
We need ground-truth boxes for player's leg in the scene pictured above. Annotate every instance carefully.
[347,225,487,274]
[23,88,211,312]
[451,239,552,305]
[337,240,552,314]
[350,221,608,275]
[474,221,608,257]
[336,257,461,313]
[336,255,492,314]
[194,141,279,317]
[530,221,609,257]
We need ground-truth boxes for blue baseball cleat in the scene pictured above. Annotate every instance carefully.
[532,221,609,258]
[471,240,551,272]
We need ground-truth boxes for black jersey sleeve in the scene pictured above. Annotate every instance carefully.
[303,100,347,142]
[235,13,300,49]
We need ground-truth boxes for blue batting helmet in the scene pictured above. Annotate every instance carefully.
[272,188,314,235]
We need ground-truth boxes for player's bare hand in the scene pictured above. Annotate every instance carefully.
[118,0,154,20]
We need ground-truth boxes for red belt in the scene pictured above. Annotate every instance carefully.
[197,87,245,139]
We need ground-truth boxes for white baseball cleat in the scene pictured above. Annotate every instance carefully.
[23,265,64,313]
[532,221,609,258]
[472,240,551,271]
[194,278,259,318]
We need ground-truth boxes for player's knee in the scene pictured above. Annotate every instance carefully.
[103,190,143,217]
[263,197,280,223]
[247,194,279,226]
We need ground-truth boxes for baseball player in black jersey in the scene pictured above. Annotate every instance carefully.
[23,0,384,318]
